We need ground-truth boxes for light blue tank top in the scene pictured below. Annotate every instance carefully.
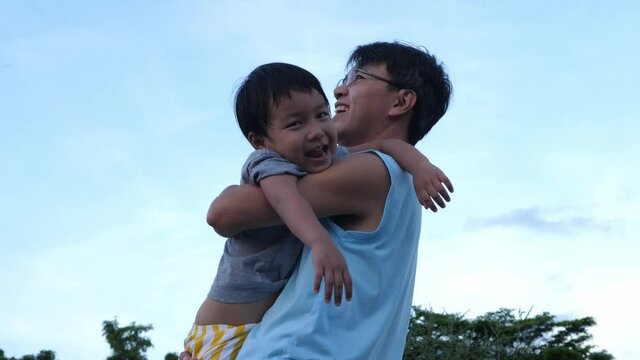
[237,151,422,360]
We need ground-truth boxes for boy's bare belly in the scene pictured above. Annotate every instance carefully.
[194,292,279,326]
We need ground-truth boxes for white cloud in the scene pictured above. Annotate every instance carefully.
[469,207,614,235]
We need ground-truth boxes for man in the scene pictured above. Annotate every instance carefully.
[205,41,452,359]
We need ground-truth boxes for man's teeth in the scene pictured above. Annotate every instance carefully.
[335,105,348,113]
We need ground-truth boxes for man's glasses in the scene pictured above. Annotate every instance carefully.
[337,68,405,89]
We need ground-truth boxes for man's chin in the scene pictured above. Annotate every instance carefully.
[333,114,347,133]
[333,112,347,122]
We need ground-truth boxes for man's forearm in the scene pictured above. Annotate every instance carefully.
[207,184,281,237]
[208,153,389,237]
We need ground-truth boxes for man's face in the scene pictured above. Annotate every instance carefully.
[259,89,337,173]
[333,63,398,147]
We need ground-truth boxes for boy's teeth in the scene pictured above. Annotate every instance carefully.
[308,146,326,158]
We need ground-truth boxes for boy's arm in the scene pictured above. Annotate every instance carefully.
[259,174,352,305]
[347,139,454,212]
[208,152,388,236]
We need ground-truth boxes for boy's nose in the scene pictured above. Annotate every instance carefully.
[307,124,325,141]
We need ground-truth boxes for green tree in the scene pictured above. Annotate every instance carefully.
[403,306,614,360]
[0,350,56,360]
[164,353,179,360]
[102,318,154,360]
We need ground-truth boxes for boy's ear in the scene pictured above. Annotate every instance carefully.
[388,89,417,118]
[248,132,266,149]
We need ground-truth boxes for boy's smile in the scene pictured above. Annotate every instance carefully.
[253,89,337,173]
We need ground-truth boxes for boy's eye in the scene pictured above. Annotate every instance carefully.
[317,111,331,119]
[285,120,303,128]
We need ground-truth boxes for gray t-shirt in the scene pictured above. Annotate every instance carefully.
[208,146,348,303]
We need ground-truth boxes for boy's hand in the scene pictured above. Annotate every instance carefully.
[412,161,454,212]
[311,239,352,306]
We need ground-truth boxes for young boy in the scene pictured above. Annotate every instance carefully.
[183,63,452,360]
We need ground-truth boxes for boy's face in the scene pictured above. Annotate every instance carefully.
[258,89,337,173]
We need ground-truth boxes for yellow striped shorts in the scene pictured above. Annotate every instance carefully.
[184,323,256,360]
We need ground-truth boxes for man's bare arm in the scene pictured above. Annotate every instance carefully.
[207,152,389,237]
[348,139,454,211]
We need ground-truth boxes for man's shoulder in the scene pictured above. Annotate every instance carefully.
[294,151,390,221]
[324,151,390,187]
[337,150,405,180]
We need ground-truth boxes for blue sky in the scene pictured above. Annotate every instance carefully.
[1,1,639,359]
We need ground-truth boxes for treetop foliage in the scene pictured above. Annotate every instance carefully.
[403,306,614,360]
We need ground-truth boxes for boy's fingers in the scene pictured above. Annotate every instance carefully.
[333,271,344,306]
[313,268,323,294]
[324,271,334,303]
[344,270,353,301]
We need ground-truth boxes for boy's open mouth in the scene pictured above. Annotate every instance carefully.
[306,145,329,158]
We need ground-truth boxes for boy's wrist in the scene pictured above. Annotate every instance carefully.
[306,234,333,248]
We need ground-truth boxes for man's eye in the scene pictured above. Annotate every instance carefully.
[354,74,365,81]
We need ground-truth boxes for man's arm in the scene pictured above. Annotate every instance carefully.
[347,139,454,211]
[207,152,389,237]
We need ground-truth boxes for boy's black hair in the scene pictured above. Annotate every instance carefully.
[235,62,329,139]
[347,41,452,145]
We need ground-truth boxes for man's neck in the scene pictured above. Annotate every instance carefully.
[350,121,409,147]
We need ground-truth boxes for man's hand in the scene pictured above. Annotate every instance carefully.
[310,238,353,306]
[180,351,195,360]
[412,161,454,212]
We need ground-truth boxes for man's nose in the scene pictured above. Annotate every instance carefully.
[334,83,348,99]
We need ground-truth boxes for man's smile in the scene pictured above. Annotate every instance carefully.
[334,102,349,113]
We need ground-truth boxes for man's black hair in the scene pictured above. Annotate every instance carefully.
[347,41,452,145]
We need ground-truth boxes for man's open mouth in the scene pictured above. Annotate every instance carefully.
[335,104,348,113]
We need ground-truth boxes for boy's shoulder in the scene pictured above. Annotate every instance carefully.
[242,149,306,185]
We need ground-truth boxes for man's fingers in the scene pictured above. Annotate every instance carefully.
[437,183,451,202]
[432,193,446,208]
[422,196,437,212]
[324,271,334,303]
[440,175,454,193]
[180,352,194,360]
[426,187,445,208]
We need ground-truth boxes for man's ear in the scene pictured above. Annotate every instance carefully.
[388,89,417,117]
[248,132,266,149]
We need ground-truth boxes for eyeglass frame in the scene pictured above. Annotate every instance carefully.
[337,68,407,90]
